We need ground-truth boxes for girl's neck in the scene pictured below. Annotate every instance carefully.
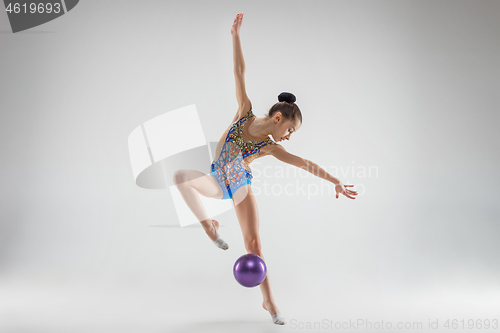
[247,117,271,140]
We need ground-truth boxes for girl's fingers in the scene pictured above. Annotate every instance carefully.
[342,189,355,197]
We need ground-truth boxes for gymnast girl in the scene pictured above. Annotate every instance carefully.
[173,12,358,325]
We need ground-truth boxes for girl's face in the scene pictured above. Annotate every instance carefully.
[272,112,301,142]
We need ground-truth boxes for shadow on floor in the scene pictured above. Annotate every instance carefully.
[168,319,281,333]
[149,225,226,228]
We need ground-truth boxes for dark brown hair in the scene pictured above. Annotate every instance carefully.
[267,101,302,124]
[266,92,302,124]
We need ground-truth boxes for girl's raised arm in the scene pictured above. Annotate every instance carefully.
[231,12,251,119]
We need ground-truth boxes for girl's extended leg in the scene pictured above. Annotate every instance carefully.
[232,185,281,317]
[173,169,225,243]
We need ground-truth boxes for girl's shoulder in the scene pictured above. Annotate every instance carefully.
[259,139,278,156]
[231,107,253,127]
[240,107,254,121]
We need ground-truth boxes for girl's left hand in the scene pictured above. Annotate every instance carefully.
[231,12,244,36]
[335,183,358,199]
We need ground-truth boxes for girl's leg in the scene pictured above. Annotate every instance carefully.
[173,169,223,240]
[232,185,281,316]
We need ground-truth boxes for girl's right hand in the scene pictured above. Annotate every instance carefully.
[231,12,244,36]
[335,182,358,199]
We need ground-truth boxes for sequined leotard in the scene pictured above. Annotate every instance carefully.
[210,108,277,200]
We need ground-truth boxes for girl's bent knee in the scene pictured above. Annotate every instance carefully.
[172,170,186,185]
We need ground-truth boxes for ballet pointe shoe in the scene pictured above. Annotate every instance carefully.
[262,300,286,325]
[211,220,228,250]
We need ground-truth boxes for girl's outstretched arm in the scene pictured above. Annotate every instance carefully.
[231,12,251,117]
[231,12,246,72]
[269,144,358,200]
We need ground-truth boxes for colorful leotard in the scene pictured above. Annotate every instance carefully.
[209,108,276,200]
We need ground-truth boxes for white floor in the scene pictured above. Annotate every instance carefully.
[2,254,499,333]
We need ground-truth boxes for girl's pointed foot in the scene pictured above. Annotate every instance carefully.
[211,220,228,250]
[272,313,287,325]
[262,300,286,325]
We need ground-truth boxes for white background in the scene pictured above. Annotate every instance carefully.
[1,1,499,332]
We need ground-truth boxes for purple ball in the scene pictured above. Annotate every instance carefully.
[233,253,267,288]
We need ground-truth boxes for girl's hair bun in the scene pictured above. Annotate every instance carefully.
[278,92,296,104]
